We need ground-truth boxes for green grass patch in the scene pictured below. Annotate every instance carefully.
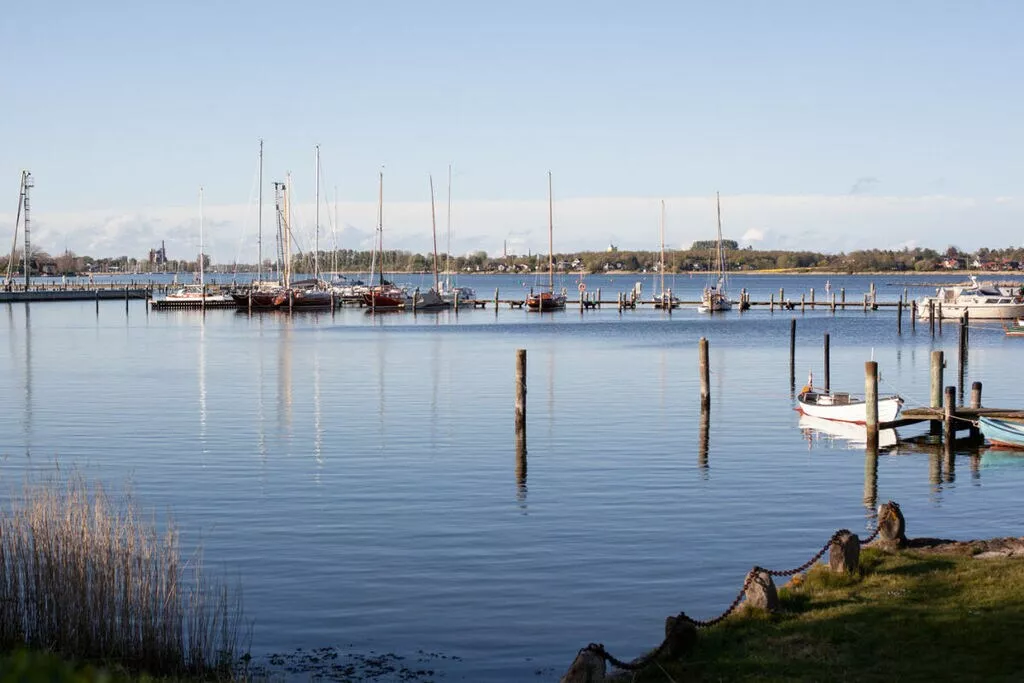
[628,548,1024,682]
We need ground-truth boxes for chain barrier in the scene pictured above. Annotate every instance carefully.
[582,512,894,672]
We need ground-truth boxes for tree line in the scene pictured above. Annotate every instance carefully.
[4,244,1024,277]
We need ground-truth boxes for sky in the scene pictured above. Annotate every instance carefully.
[2,1,1022,263]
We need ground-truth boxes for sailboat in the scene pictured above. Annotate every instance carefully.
[160,187,233,306]
[413,174,450,310]
[526,172,567,312]
[286,146,334,309]
[363,171,412,310]
[697,192,732,313]
[439,165,476,305]
[652,199,679,309]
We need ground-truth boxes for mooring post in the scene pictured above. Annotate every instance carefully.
[779,287,784,302]
[514,349,527,435]
[800,293,805,313]
[789,317,797,390]
[810,287,815,306]
[494,287,499,311]
[969,381,982,440]
[824,332,831,394]
[831,292,836,314]
[930,350,944,435]
[911,299,916,331]
[943,385,956,447]
[247,289,253,315]
[769,292,775,312]
[124,286,129,315]
[699,337,710,410]
[865,361,879,449]
[937,302,943,333]
[871,281,877,307]
[863,293,868,312]
[698,404,710,471]
[929,300,934,336]
[596,287,601,308]
[840,287,846,307]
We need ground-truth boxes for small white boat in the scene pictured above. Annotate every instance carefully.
[917,276,1024,320]
[796,375,903,424]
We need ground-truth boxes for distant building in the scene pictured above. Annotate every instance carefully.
[148,240,168,267]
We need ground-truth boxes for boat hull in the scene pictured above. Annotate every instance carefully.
[796,391,903,424]
[979,416,1024,449]
[526,292,566,311]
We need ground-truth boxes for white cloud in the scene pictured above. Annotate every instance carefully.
[741,228,765,243]
[4,193,1022,263]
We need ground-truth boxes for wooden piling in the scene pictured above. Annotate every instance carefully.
[124,286,129,315]
[911,299,916,331]
[596,287,601,308]
[831,292,836,313]
[943,385,956,446]
[770,292,775,312]
[863,293,868,312]
[699,337,710,410]
[865,361,879,448]
[95,289,100,315]
[810,287,815,305]
[840,287,845,306]
[248,289,253,315]
[800,293,805,312]
[930,350,944,435]
[897,295,902,334]
[823,332,830,393]
[970,381,983,409]
[779,287,784,302]
[938,302,942,333]
[928,300,934,336]
[514,349,527,434]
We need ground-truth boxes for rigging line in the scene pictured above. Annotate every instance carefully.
[231,154,263,272]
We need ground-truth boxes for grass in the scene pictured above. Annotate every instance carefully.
[0,473,246,679]
[622,547,1024,682]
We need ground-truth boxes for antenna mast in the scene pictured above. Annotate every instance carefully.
[22,171,33,289]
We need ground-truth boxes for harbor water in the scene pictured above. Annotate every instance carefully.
[2,273,1023,681]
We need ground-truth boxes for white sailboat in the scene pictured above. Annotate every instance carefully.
[413,175,450,310]
[697,192,732,313]
[160,187,233,305]
[652,199,678,309]
[439,164,476,305]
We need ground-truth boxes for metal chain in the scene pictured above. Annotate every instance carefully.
[582,516,891,672]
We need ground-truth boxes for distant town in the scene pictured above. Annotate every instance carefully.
[4,241,1024,278]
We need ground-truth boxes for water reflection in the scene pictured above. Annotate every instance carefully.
[799,414,898,451]
[697,407,709,476]
[279,316,293,434]
[515,431,527,509]
[199,314,207,466]
[863,445,878,527]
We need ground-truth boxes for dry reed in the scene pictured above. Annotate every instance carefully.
[0,473,245,676]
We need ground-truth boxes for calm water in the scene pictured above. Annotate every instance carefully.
[2,273,1023,681]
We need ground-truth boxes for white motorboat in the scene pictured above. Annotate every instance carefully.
[916,276,1024,320]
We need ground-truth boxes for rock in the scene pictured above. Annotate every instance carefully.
[560,648,606,683]
[829,530,860,574]
[877,501,906,546]
[744,568,779,612]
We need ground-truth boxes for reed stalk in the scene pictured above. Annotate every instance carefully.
[0,473,245,677]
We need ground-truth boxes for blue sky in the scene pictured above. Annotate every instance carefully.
[2,1,1022,261]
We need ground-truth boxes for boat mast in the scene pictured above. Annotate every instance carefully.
[199,186,205,288]
[257,140,263,284]
[430,174,440,293]
[445,163,452,291]
[716,191,726,288]
[373,171,383,286]
[272,181,284,286]
[314,144,320,282]
[333,185,338,276]
[283,174,292,288]
[660,199,666,295]
[547,171,554,292]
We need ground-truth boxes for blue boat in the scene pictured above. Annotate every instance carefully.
[979,416,1024,449]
